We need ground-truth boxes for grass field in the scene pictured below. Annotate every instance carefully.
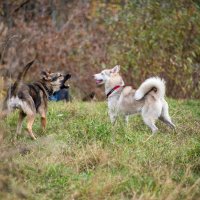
[0,99,200,200]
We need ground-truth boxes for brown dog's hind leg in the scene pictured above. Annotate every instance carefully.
[0,109,11,120]
[16,111,26,134]
[27,114,36,140]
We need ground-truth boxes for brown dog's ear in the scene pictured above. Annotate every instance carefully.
[41,71,51,80]
[41,70,48,77]
[47,69,52,74]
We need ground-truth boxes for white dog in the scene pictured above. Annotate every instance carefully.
[94,65,175,133]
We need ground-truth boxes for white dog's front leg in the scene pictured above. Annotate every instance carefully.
[110,114,117,124]
[125,115,129,124]
[109,109,117,124]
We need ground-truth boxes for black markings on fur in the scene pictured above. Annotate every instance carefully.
[143,87,157,98]
[152,87,157,92]
[18,91,26,100]
[60,74,71,86]
[28,84,42,111]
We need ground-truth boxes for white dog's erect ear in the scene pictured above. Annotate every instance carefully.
[111,65,120,73]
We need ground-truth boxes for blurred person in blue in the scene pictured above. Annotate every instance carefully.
[49,84,71,102]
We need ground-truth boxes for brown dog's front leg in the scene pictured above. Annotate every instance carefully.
[27,114,36,140]
[41,117,47,131]
[39,110,47,132]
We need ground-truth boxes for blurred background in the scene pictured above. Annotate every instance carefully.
[0,0,200,100]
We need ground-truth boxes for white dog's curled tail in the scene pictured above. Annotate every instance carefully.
[134,77,166,100]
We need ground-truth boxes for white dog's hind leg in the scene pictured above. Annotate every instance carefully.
[143,117,158,133]
[142,102,161,133]
[159,100,175,129]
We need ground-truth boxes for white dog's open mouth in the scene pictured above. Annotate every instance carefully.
[95,79,103,84]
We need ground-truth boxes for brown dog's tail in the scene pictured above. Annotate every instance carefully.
[12,60,35,96]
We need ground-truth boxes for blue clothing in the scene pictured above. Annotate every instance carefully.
[49,88,70,102]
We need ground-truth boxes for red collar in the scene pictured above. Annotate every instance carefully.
[106,85,122,98]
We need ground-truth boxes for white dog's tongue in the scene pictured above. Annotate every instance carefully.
[96,80,102,84]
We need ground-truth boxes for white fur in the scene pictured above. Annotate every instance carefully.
[94,67,175,133]
[135,77,166,100]
[7,96,23,110]
[110,65,120,73]
[7,96,33,115]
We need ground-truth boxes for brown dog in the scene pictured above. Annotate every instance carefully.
[1,60,71,139]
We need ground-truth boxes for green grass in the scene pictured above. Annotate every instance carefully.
[0,99,200,200]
